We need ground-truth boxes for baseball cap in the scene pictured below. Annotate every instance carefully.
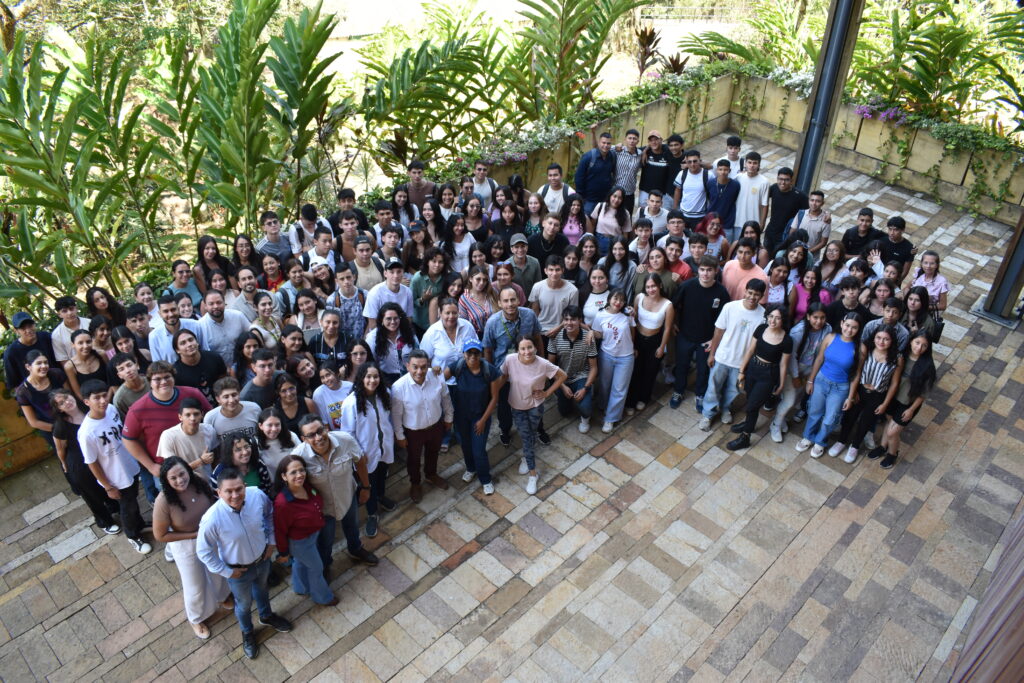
[355,235,372,246]
[384,257,404,270]
[308,255,330,271]
[408,220,424,233]
[11,312,34,328]
[647,130,662,140]
[462,339,483,353]
[510,233,528,246]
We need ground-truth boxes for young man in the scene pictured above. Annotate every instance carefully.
[78,379,152,554]
[51,296,91,363]
[683,233,713,274]
[699,280,766,429]
[574,131,617,215]
[664,237,694,282]
[198,289,250,367]
[204,377,262,440]
[789,189,832,254]
[764,167,809,254]
[722,238,769,301]
[363,257,414,330]
[294,415,377,578]
[528,215,570,264]
[240,349,280,409]
[290,203,331,256]
[510,233,542,294]
[231,266,285,323]
[299,226,339,274]
[714,135,744,178]
[638,130,672,209]
[376,225,403,262]
[3,312,57,389]
[530,256,580,335]
[471,160,498,210]
[734,152,770,244]
[707,158,741,238]
[196,469,292,660]
[862,298,910,351]
[636,190,668,234]
[155,397,218,473]
[880,216,916,284]
[610,128,642,213]
[536,163,574,214]
[826,276,871,331]
[546,306,598,433]
[172,329,227,404]
[327,188,371,236]
[111,352,150,419]
[655,210,688,250]
[327,264,368,339]
[255,210,292,266]
[671,256,730,411]
[672,149,710,231]
[124,304,152,350]
[391,350,455,502]
[371,200,408,247]
[350,236,385,290]
[842,208,885,257]
[629,218,655,265]
[663,134,686,206]
[149,295,205,363]
[406,160,437,210]
[334,210,366,262]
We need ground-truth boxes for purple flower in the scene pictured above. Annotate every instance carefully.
[660,93,668,100]
[854,104,874,119]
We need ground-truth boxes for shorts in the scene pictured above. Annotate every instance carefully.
[886,399,917,426]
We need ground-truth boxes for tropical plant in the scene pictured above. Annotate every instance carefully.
[660,52,689,76]
[635,24,661,83]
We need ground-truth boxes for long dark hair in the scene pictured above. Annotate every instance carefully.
[341,338,375,381]
[559,193,585,227]
[256,407,296,450]
[802,267,824,306]
[159,456,216,512]
[231,234,263,275]
[85,287,128,327]
[865,325,899,365]
[373,303,416,361]
[838,312,863,380]
[601,186,630,229]
[904,286,932,327]
[272,454,307,499]
[232,331,264,380]
[196,235,232,280]
[69,328,106,366]
[904,331,937,399]
[795,302,827,359]
[353,362,391,415]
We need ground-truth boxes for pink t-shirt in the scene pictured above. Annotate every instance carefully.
[501,355,559,410]
[792,283,833,322]
[722,260,768,301]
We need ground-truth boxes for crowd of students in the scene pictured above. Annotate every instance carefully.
[2,132,945,658]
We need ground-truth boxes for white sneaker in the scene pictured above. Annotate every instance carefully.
[526,475,538,495]
[828,442,845,458]
[518,458,529,475]
[164,545,175,562]
[129,538,153,555]
[795,438,812,453]
[461,470,475,483]
[578,417,591,433]
[698,417,712,431]
[626,407,636,417]
[721,410,733,424]
[482,483,495,495]
[602,421,615,434]
[102,524,121,535]
[636,401,646,411]
[770,425,783,443]
[864,432,876,450]
[843,446,858,464]
[810,444,825,459]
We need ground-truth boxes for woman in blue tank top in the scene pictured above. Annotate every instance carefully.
[795,312,864,459]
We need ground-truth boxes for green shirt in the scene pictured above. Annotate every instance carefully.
[410,272,443,331]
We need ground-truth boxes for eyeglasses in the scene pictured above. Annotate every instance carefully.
[301,426,327,439]
[150,375,174,384]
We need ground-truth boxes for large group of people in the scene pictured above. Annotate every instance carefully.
[3,131,945,659]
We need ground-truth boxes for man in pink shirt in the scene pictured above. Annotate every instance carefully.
[722,238,768,301]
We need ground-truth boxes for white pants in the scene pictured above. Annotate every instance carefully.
[169,538,231,624]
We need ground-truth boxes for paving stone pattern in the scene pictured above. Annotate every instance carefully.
[1,134,1023,681]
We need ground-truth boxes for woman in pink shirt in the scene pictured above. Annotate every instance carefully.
[789,268,832,323]
[911,250,949,312]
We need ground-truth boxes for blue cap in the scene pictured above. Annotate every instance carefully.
[11,312,34,328]
[462,339,483,352]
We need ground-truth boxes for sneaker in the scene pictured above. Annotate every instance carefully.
[880,452,898,469]
[864,432,876,450]
[128,537,152,555]
[794,409,806,422]
[843,446,858,464]
[499,432,512,447]
[242,632,259,659]
[727,433,750,451]
[695,398,703,414]
[828,442,845,458]
[164,545,175,562]
[518,458,529,475]
[636,401,646,411]
[810,444,825,459]
[661,367,675,384]
[602,421,615,434]
[770,425,783,443]
[721,410,732,424]
[258,614,293,632]
[461,470,476,482]
[578,417,590,433]
[365,514,379,538]
[867,445,885,460]
[626,407,636,417]
[347,547,379,566]
[698,417,712,431]
[102,524,121,535]
[670,393,683,409]
[537,429,551,445]
[795,438,812,453]
[482,483,495,495]
[526,475,538,495]
[378,497,397,512]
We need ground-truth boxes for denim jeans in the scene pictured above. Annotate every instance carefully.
[673,337,711,398]
[511,405,544,471]
[702,362,741,419]
[556,377,593,419]
[803,377,850,446]
[288,533,334,604]
[599,351,634,423]
[497,382,513,436]
[365,463,390,516]
[456,412,492,485]
[226,558,273,635]
[583,200,599,217]
[725,225,741,244]
[595,233,612,257]
[138,469,160,503]
[318,497,363,568]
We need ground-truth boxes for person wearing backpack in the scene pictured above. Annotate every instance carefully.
[574,130,617,215]
[672,149,711,233]
[536,163,574,214]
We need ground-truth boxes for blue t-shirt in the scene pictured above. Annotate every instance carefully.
[481,308,541,363]
[820,336,856,383]
[451,359,500,421]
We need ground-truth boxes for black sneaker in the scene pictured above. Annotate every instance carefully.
[880,453,898,469]
[729,423,747,434]
[258,613,293,632]
[242,632,260,659]
[727,433,751,451]
[348,547,379,566]
[379,497,397,512]
[365,514,379,538]
[793,409,806,422]
[537,429,551,445]
[499,432,512,447]
[867,445,885,460]
[267,571,282,587]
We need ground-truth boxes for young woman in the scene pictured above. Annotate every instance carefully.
[491,201,523,243]
[64,330,109,400]
[410,247,447,337]
[211,434,273,493]
[634,247,678,298]
[309,309,347,367]
[796,312,864,459]
[274,372,316,436]
[773,302,829,439]
[729,304,793,450]
[789,268,832,323]
[442,213,474,273]
[17,351,68,447]
[165,261,204,308]
[255,407,300,475]
[87,316,116,360]
[818,240,849,295]
[339,339,374,383]
[588,186,631,256]
[872,331,936,469]
[258,253,285,292]
[340,363,396,537]
[911,250,949,312]
[560,194,587,245]
[430,273,465,325]
[278,324,314,369]
[462,196,490,242]
[152,456,230,639]
[401,222,431,275]
[859,278,896,323]
[285,354,319,398]
[487,186,513,222]
[444,340,501,494]
[437,185,458,222]
[902,286,936,339]
[562,245,586,289]
[391,185,420,227]
[500,337,566,495]
[598,236,638,293]
[784,242,810,286]
[193,235,232,294]
[882,262,903,295]
[418,198,444,245]
[487,235,510,265]
[249,292,284,351]
[231,331,264,383]
[579,265,611,329]
[492,263,525,307]
[459,265,499,338]
[627,274,675,414]
[592,289,636,433]
[729,221,771,268]
[175,291,198,320]
[309,262,336,301]
[134,282,158,321]
[830,325,903,464]
[111,326,151,378]
[293,289,325,343]
[577,234,599,275]
[764,257,791,307]
[464,243,492,281]
[273,455,337,605]
[523,193,547,237]
[86,286,127,328]
[696,212,729,263]
[366,303,418,384]
[230,234,263,285]
[509,175,528,210]
[312,360,354,430]
[204,269,238,310]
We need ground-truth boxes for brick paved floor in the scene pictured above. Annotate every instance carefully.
[1,134,1023,682]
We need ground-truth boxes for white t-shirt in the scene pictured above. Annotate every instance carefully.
[529,280,579,332]
[312,382,354,430]
[537,183,575,214]
[592,310,635,357]
[155,423,219,465]
[673,170,708,218]
[203,401,262,439]
[713,300,765,368]
[582,290,610,327]
[637,208,667,233]
[473,178,494,208]
[79,404,140,491]
[363,282,414,321]
[715,156,743,179]
[735,173,770,229]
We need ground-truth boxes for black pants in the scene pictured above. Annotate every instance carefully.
[116,476,145,541]
[839,386,886,447]
[623,193,636,215]
[66,466,118,528]
[628,333,663,407]
[365,462,390,516]
[741,360,780,434]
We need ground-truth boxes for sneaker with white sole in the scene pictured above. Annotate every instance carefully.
[626,407,636,417]
[662,367,675,384]
[698,417,712,431]
[843,446,858,464]
[810,444,825,458]
[670,393,683,409]
[828,442,845,458]
[721,410,732,424]
[128,537,152,555]
[461,470,476,482]
[578,417,590,433]
[863,432,876,450]
[770,425,783,443]
[102,524,121,535]
[795,438,812,452]
[518,458,529,475]
[636,401,646,411]
[602,421,615,433]
[525,475,538,495]
[482,483,495,495]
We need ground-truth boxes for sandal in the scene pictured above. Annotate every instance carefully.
[191,621,211,640]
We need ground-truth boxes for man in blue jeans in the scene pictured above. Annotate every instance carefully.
[546,306,598,433]
[670,256,731,413]
[197,468,292,659]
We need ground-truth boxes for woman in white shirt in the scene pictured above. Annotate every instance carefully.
[255,407,300,475]
[420,298,478,451]
[591,288,636,434]
[365,303,418,384]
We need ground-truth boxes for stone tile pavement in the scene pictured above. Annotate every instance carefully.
[1,134,1023,681]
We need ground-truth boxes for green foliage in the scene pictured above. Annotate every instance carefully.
[635,25,661,83]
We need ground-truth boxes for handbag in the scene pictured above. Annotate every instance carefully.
[930,302,945,344]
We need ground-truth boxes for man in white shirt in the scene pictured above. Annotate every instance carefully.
[149,295,205,363]
[363,258,414,330]
[714,135,744,179]
[204,377,261,440]
[672,149,709,232]
[155,397,217,474]
[734,151,770,244]
[51,296,91,363]
[536,163,574,214]
[391,350,454,502]
[198,289,250,367]
[699,279,766,430]
[635,190,668,233]
[628,218,655,265]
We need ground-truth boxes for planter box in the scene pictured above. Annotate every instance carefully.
[964,152,1024,205]
[0,382,50,479]
[705,76,733,122]
[829,105,863,153]
[905,129,971,186]
[730,76,768,119]
[855,117,914,166]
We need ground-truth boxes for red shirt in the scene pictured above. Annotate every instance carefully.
[668,259,694,281]
[274,485,326,555]
[121,387,211,462]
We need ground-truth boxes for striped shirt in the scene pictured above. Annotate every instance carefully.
[546,329,597,382]
[860,353,897,392]
[614,148,643,194]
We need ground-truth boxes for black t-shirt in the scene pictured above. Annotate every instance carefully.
[670,278,730,343]
[52,419,90,477]
[881,237,914,268]
[766,186,809,238]
[826,299,871,332]
[753,323,794,363]
[527,232,569,264]
[664,153,685,194]
[328,207,371,236]
[173,352,227,404]
[241,372,283,409]
[841,226,886,257]
[639,148,671,193]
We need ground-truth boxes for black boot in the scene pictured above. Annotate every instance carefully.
[727,433,751,451]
